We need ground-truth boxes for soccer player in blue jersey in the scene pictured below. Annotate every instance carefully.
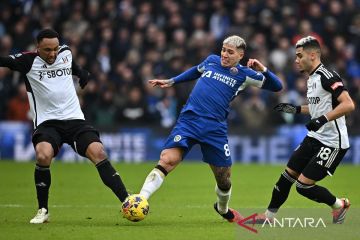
[139,35,283,222]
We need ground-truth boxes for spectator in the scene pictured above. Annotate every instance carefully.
[0,0,359,131]
[6,82,30,121]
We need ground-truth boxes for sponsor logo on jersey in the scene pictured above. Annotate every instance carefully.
[38,68,72,80]
[330,81,343,90]
[45,68,72,78]
[202,70,237,87]
[174,135,182,142]
[307,96,320,104]
[38,71,45,81]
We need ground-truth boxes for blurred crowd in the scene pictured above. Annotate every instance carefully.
[1,0,360,130]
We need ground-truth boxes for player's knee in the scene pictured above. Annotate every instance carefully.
[86,142,107,162]
[285,167,299,179]
[35,149,52,165]
[159,150,181,172]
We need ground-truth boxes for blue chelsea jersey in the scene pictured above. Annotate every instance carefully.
[181,54,265,122]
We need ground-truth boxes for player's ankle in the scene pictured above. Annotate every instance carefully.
[265,209,276,219]
[331,198,343,209]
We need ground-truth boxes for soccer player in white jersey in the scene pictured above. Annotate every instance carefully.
[249,36,355,224]
[0,29,129,223]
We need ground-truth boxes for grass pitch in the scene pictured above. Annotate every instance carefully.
[0,161,359,240]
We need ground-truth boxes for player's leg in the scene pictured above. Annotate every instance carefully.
[73,130,129,202]
[140,117,195,200]
[140,147,184,199]
[200,130,242,223]
[210,165,242,222]
[30,125,61,224]
[249,137,314,224]
[262,167,299,220]
[211,165,232,214]
[267,138,318,216]
[296,146,349,224]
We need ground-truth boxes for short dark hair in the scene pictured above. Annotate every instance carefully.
[295,36,320,50]
[36,29,59,43]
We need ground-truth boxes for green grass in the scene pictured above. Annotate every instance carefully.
[0,161,359,240]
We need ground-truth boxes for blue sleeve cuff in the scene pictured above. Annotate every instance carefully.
[262,69,283,92]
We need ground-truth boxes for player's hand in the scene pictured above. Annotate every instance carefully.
[274,103,301,114]
[78,70,91,89]
[247,59,266,72]
[148,79,175,88]
[305,115,328,132]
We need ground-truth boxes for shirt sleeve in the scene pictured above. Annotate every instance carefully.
[0,53,34,73]
[72,59,82,77]
[172,66,202,83]
[242,67,265,88]
[320,71,346,99]
[261,69,283,92]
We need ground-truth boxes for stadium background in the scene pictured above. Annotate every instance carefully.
[1,0,360,163]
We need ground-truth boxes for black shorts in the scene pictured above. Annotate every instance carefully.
[32,119,101,157]
[287,136,348,181]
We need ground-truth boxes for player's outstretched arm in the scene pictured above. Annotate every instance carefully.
[148,79,175,88]
[247,58,282,92]
[0,56,13,68]
[0,56,24,71]
[149,66,202,88]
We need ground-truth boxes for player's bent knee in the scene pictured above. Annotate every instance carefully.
[86,142,107,158]
[159,149,182,172]
[285,167,299,179]
[85,142,107,163]
[35,150,52,165]
[35,143,53,165]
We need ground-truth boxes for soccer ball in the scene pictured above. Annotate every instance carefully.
[121,194,149,222]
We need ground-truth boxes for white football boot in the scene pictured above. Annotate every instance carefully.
[30,208,49,224]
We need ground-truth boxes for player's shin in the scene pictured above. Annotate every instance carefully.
[139,165,167,200]
[215,184,231,214]
[296,180,336,206]
[96,159,128,202]
[34,164,51,210]
[267,170,296,216]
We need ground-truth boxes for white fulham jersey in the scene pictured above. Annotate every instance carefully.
[5,45,84,127]
[307,64,349,149]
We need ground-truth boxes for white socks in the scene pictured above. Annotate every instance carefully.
[140,168,166,200]
[215,185,232,214]
[265,209,276,219]
[332,198,343,209]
